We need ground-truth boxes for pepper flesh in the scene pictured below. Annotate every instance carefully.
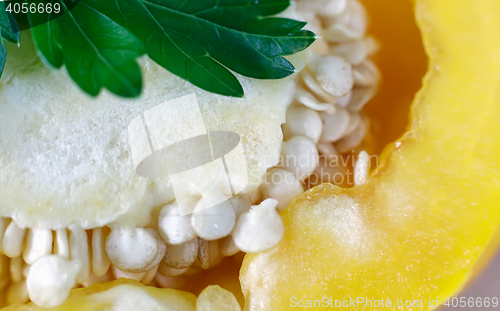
[240,0,500,310]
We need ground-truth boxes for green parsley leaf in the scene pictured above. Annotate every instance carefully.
[27,1,64,68]
[0,6,20,78]
[87,0,315,97]
[0,6,20,44]
[29,0,315,98]
[0,41,6,78]
[29,0,145,97]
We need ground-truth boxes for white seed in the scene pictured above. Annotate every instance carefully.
[364,36,380,56]
[209,240,223,267]
[82,271,112,288]
[141,264,160,285]
[163,238,198,269]
[311,55,353,97]
[281,136,319,181]
[336,90,352,107]
[331,39,367,65]
[353,59,380,87]
[191,190,236,241]
[197,239,222,269]
[143,228,167,271]
[317,0,347,17]
[158,201,196,245]
[0,217,9,255]
[22,263,30,279]
[317,142,340,160]
[295,2,317,20]
[23,229,53,265]
[345,112,362,136]
[69,226,90,284]
[299,0,347,18]
[347,86,377,112]
[105,226,158,273]
[7,281,29,305]
[335,115,368,153]
[260,168,304,213]
[232,199,285,253]
[158,261,188,277]
[230,194,253,218]
[87,271,113,287]
[219,235,240,257]
[197,285,242,311]
[299,70,337,104]
[10,256,24,283]
[198,239,210,269]
[310,37,330,56]
[283,106,323,144]
[320,107,350,142]
[155,272,187,289]
[354,151,370,186]
[322,23,363,42]
[111,266,146,282]
[92,227,111,277]
[250,190,262,205]
[294,88,336,113]
[3,220,26,258]
[27,255,79,308]
[322,0,367,42]
[54,229,70,260]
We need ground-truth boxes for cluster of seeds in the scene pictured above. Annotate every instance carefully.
[0,0,378,308]
[0,196,278,307]
[263,0,379,198]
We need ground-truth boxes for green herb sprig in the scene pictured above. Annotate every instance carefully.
[4,0,316,98]
[0,8,20,76]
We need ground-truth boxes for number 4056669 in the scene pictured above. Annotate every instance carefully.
[443,297,498,308]
[6,2,61,14]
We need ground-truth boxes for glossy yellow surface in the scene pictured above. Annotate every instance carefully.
[361,0,427,154]
[240,0,500,310]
